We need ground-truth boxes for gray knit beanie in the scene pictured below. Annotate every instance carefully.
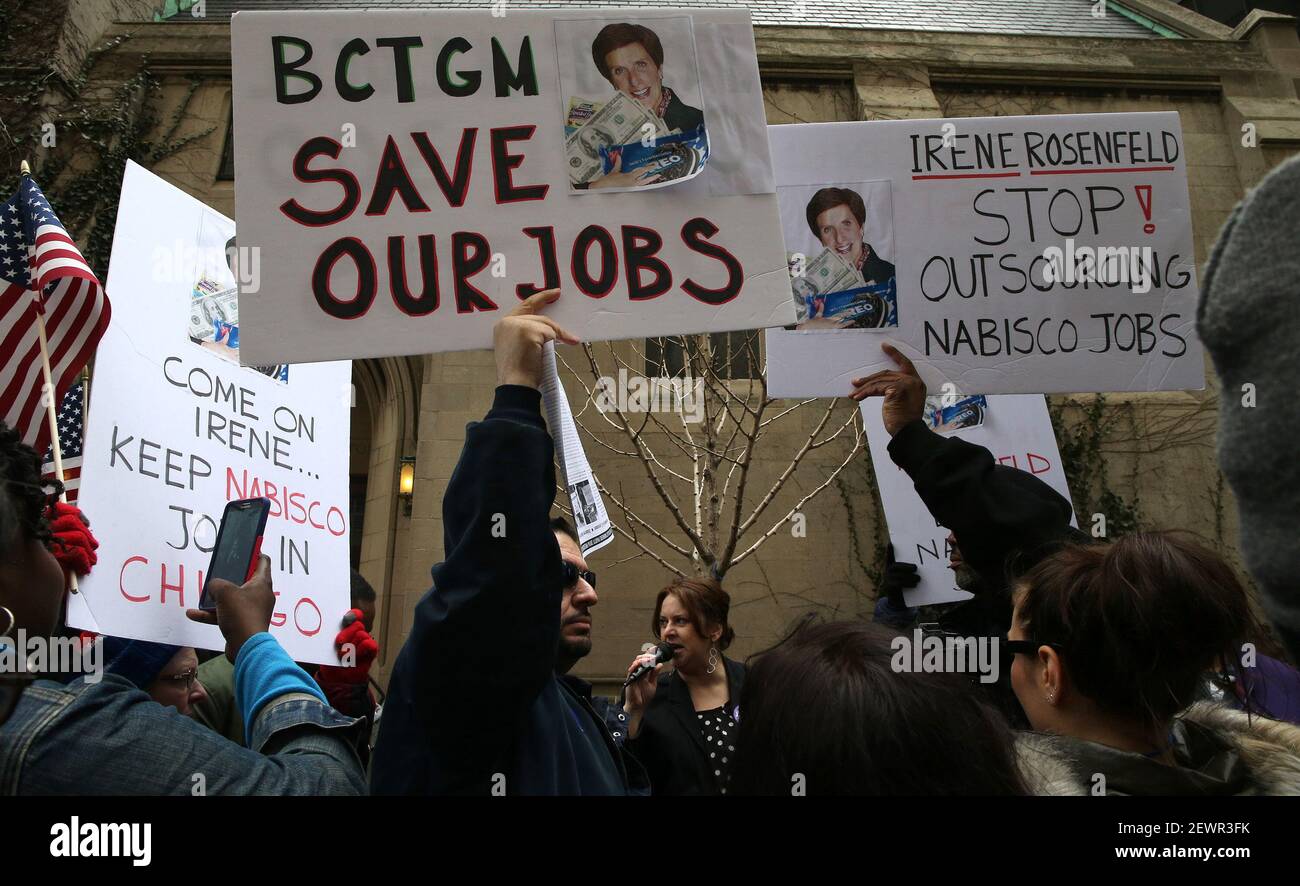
[1197,153,1300,662]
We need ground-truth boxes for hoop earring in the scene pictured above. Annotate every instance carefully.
[0,606,14,639]
[707,646,719,674]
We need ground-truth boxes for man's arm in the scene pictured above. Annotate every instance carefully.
[375,290,580,773]
[886,420,1073,585]
[407,384,562,734]
[852,344,1074,587]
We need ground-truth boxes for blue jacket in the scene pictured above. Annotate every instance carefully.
[0,668,366,795]
[371,386,644,795]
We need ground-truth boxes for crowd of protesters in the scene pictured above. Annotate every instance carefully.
[3,159,1300,797]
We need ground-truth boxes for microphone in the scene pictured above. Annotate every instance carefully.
[623,641,677,687]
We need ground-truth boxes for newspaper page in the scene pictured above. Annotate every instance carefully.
[540,342,615,554]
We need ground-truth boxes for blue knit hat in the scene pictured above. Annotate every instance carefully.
[99,636,181,689]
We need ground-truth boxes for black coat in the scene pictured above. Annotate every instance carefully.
[662,91,704,134]
[859,245,895,285]
[371,386,646,795]
[625,656,746,795]
[885,419,1083,729]
[887,419,1079,594]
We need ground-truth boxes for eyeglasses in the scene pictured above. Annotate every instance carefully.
[562,561,596,590]
[158,669,199,692]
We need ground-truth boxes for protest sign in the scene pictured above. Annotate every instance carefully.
[66,162,353,664]
[230,8,790,366]
[861,394,1076,607]
[767,112,1205,397]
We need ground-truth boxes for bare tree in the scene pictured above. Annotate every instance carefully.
[556,331,863,579]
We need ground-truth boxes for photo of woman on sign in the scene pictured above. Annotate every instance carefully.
[779,181,900,330]
[560,18,710,192]
[594,23,703,135]
[808,187,896,288]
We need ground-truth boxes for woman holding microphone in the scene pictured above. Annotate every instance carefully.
[623,577,745,795]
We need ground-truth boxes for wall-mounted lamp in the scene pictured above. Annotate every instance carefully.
[398,456,416,516]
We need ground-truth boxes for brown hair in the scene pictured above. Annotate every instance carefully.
[591,23,664,82]
[652,577,734,650]
[806,187,866,240]
[730,619,1027,796]
[1016,531,1253,728]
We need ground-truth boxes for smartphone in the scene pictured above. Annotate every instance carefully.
[200,497,271,611]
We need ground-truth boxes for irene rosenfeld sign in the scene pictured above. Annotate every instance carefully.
[765,112,1205,398]
[230,8,792,365]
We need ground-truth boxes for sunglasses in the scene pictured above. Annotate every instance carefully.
[1000,637,1062,657]
[562,560,596,590]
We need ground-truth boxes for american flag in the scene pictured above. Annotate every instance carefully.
[42,379,86,503]
[0,175,110,455]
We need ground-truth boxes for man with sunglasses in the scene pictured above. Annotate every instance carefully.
[372,290,647,796]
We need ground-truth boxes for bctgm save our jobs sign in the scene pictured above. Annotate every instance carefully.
[230,8,792,365]
[765,112,1205,397]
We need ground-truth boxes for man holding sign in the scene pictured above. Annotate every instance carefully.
[372,290,646,796]
[851,344,1086,723]
[850,344,1083,608]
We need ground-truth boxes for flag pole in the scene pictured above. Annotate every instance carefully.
[22,158,79,593]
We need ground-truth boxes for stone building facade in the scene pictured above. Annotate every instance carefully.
[6,1,1300,693]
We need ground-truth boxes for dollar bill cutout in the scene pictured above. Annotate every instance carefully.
[189,281,239,341]
[791,248,862,319]
[565,91,662,185]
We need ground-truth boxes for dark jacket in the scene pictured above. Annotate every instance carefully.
[626,656,746,795]
[370,386,644,795]
[1018,702,1300,796]
[662,90,704,134]
[887,419,1079,600]
[858,245,895,285]
[885,420,1080,727]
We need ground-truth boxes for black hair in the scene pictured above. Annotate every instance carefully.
[550,515,579,546]
[729,618,1028,796]
[1016,531,1254,729]
[0,421,55,559]
[349,568,376,604]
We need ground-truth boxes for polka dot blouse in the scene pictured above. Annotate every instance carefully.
[696,706,737,794]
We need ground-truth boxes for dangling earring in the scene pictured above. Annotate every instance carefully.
[707,645,719,674]
[0,606,14,639]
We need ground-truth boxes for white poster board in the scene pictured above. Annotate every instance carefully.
[861,394,1076,607]
[230,8,791,365]
[67,162,353,664]
[767,112,1205,397]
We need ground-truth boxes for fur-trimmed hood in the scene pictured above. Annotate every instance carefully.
[1016,702,1300,796]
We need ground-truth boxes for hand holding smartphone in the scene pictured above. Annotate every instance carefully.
[199,497,271,611]
[187,498,277,663]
